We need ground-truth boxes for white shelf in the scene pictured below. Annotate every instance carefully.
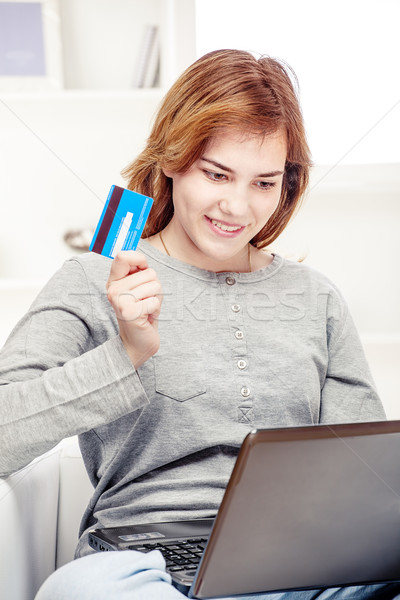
[56,0,196,92]
[0,88,166,101]
[0,0,196,95]
[59,0,164,91]
[309,163,400,194]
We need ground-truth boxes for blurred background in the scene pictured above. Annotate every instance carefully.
[0,0,399,414]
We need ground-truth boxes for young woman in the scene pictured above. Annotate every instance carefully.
[1,50,398,599]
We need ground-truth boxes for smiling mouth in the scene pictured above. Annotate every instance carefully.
[210,218,244,232]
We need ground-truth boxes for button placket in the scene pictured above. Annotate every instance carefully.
[218,274,253,424]
[236,351,252,422]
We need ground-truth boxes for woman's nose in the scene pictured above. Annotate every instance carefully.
[218,187,248,216]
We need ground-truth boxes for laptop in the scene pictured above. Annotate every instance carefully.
[88,420,400,598]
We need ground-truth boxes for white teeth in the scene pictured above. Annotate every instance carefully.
[211,219,242,232]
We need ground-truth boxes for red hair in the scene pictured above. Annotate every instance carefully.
[122,49,312,248]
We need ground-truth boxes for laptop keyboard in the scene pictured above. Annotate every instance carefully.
[128,537,208,572]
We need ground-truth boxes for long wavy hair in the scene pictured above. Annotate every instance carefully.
[122,49,312,248]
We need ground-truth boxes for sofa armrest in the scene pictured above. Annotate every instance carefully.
[56,436,94,568]
[0,446,61,600]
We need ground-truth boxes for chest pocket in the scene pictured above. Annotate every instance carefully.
[154,353,207,402]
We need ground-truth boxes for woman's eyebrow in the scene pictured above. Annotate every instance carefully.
[201,156,234,173]
[200,156,284,178]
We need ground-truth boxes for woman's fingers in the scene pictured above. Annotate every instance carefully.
[107,266,159,298]
[107,262,162,321]
[111,281,162,322]
[107,251,149,286]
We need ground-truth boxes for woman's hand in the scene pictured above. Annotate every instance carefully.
[106,251,162,369]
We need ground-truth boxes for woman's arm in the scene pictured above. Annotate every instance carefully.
[0,257,150,477]
[319,292,385,424]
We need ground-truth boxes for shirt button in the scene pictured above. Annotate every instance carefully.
[237,359,247,370]
[231,304,241,313]
[235,330,244,340]
[241,386,250,398]
[225,276,236,286]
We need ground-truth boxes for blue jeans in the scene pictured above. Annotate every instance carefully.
[35,550,400,600]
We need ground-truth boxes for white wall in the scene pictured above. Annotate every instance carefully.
[195,0,400,166]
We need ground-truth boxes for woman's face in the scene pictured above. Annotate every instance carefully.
[163,129,287,271]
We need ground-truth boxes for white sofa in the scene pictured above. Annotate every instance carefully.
[0,437,93,600]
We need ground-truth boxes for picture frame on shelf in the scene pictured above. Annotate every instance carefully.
[0,0,63,91]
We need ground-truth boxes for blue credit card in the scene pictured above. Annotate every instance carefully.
[89,185,153,258]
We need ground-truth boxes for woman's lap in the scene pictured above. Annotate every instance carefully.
[34,550,400,600]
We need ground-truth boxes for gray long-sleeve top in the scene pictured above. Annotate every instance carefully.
[0,241,385,556]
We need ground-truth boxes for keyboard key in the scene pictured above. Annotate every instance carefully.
[165,560,176,567]
[133,536,207,573]
[128,545,152,552]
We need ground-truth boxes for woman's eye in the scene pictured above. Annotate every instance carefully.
[205,170,227,182]
[256,181,277,190]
